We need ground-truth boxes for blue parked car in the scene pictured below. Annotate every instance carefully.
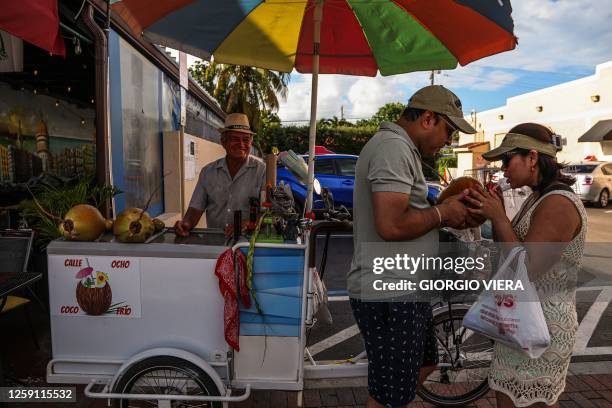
[277,153,442,211]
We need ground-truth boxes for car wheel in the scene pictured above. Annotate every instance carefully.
[598,189,609,208]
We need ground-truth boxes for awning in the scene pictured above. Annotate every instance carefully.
[453,141,490,153]
[457,142,490,150]
[0,0,65,57]
[578,119,612,142]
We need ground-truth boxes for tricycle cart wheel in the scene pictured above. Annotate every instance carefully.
[417,305,492,407]
[112,355,222,408]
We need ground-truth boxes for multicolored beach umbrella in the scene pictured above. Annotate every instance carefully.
[114,0,516,76]
[113,0,517,211]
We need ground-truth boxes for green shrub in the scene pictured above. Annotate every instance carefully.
[257,124,378,155]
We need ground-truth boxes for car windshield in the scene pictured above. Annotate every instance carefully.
[564,164,597,173]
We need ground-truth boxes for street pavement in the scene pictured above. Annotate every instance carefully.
[229,372,612,407]
[586,207,612,242]
[307,207,612,363]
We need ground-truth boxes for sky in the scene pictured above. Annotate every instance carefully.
[172,0,612,124]
[276,0,612,124]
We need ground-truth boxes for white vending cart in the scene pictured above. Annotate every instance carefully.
[46,229,313,406]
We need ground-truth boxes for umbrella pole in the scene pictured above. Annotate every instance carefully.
[305,0,323,214]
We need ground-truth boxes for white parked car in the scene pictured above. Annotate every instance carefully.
[563,162,612,207]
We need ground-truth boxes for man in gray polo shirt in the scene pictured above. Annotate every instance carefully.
[348,85,476,408]
[174,113,266,235]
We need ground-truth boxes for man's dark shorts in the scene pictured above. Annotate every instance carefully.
[350,299,438,407]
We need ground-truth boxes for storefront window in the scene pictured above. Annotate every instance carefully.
[0,36,95,186]
[162,74,180,132]
[110,33,182,216]
[119,38,163,213]
[109,31,223,216]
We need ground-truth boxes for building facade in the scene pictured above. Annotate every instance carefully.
[0,1,225,220]
[456,61,612,176]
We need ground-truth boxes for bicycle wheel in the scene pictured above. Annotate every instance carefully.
[417,305,493,407]
[112,355,222,408]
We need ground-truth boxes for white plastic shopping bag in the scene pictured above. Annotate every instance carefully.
[462,246,551,358]
[309,268,332,325]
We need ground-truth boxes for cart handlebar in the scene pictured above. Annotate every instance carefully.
[308,220,352,268]
[84,379,251,402]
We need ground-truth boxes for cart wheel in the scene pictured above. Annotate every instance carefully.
[112,356,222,408]
[417,305,492,407]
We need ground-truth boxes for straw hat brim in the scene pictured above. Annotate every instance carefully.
[219,127,255,135]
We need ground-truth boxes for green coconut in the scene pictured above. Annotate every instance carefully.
[59,204,113,241]
[114,208,164,243]
[437,177,484,204]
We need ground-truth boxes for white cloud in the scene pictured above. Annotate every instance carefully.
[437,66,520,92]
[279,72,433,121]
[277,66,520,121]
[278,74,357,122]
[347,77,402,119]
[347,72,436,118]
[473,0,612,72]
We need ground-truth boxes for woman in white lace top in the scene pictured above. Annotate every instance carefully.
[465,123,587,408]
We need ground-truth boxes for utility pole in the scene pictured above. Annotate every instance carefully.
[430,70,441,85]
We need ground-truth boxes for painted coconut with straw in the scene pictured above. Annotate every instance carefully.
[75,267,112,316]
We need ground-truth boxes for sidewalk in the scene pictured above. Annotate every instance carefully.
[4,309,612,407]
[230,377,612,408]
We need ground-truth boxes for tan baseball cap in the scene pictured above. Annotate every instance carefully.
[407,85,476,134]
[219,113,255,135]
[482,133,557,161]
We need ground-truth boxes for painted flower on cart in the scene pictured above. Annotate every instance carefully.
[95,271,109,288]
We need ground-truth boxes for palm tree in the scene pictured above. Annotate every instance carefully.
[190,61,289,132]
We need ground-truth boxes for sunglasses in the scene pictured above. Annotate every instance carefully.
[438,115,459,140]
[501,151,519,167]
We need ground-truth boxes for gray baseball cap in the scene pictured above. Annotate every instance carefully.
[407,85,476,134]
[482,133,557,161]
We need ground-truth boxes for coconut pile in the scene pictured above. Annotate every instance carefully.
[30,192,166,243]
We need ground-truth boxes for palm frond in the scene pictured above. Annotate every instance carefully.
[19,177,121,249]
[189,61,290,132]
